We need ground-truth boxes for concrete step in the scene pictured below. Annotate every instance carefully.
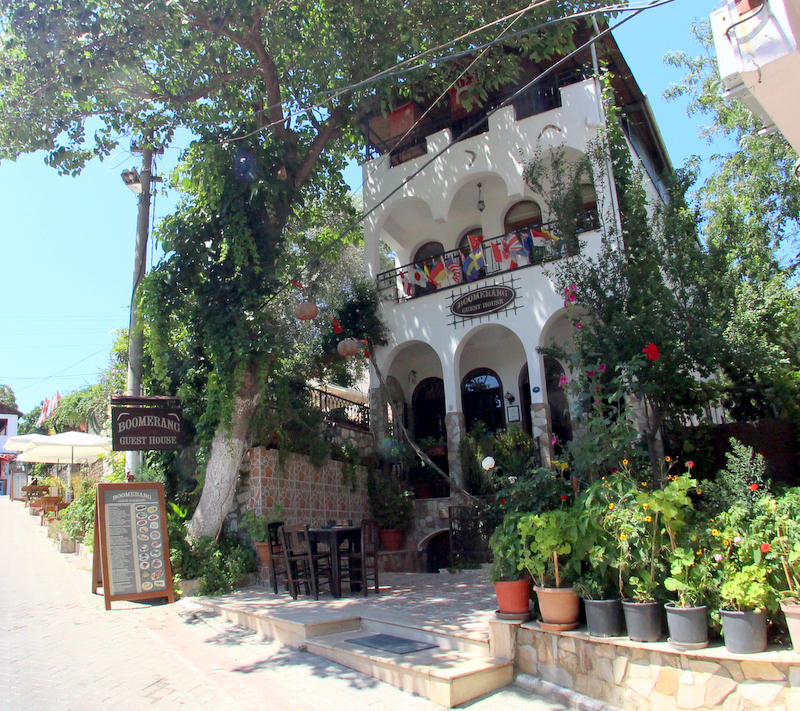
[191,596,512,707]
[305,627,513,708]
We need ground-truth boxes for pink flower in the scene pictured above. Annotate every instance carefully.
[587,370,596,377]
[558,375,569,387]
[570,283,577,291]
[734,536,743,544]
[686,461,695,469]
[714,554,723,563]
[599,364,607,371]
[575,322,582,329]
[567,293,576,303]
[552,435,558,446]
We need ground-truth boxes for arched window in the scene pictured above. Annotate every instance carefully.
[579,183,600,231]
[461,368,505,434]
[413,241,444,265]
[503,200,543,233]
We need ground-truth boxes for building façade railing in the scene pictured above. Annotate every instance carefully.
[363,66,589,167]
[376,215,600,303]
[308,387,370,431]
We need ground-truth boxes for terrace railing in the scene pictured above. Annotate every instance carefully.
[377,217,599,302]
[308,387,370,431]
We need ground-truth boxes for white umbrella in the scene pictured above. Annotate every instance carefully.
[17,432,112,485]
[4,434,53,452]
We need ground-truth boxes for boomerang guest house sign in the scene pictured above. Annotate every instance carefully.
[450,285,516,317]
[111,396,183,451]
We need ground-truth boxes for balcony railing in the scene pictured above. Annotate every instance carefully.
[376,216,599,302]
[308,387,370,431]
[364,66,590,166]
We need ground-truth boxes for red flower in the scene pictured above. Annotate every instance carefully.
[560,494,568,501]
[761,543,771,553]
[643,343,660,361]
[749,483,759,491]
[686,461,695,468]
[501,499,506,505]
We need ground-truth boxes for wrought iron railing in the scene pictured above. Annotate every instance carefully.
[376,216,600,302]
[308,387,370,431]
[364,66,590,165]
[448,505,503,568]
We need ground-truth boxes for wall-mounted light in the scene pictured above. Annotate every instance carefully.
[477,182,485,212]
[505,391,515,403]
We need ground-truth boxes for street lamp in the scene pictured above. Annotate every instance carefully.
[120,167,143,194]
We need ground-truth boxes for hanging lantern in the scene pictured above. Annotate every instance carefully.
[337,338,361,357]
[293,301,319,320]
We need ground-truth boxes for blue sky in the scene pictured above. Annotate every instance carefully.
[0,0,722,417]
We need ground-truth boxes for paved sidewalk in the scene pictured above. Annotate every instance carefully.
[0,496,562,710]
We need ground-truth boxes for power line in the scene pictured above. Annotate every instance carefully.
[13,345,112,393]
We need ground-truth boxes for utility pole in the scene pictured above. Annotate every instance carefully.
[121,136,161,478]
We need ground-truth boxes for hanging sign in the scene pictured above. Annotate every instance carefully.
[93,482,175,610]
[111,403,183,451]
[450,285,516,318]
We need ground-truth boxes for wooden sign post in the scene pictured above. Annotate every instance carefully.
[93,482,175,610]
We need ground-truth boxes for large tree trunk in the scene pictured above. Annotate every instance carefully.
[188,365,262,541]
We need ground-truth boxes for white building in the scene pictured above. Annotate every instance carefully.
[711,0,800,161]
[0,402,23,495]
[361,32,671,489]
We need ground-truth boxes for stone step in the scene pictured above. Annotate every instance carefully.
[191,596,512,707]
[304,626,513,708]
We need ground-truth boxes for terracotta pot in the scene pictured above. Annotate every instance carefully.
[534,586,580,629]
[254,541,278,567]
[781,599,800,651]
[379,528,403,551]
[494,579,532,616]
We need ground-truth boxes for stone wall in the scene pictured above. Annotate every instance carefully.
[241,446,371,526]
[515,625,800,711]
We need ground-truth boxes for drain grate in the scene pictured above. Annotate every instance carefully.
[348,633,438,655]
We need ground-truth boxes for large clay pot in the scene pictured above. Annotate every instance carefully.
[781,599,800,651]
[254,541,276,567]
[584,598,625,637]
[494,579,532,620]
[665,603,709,650]
[622,600,662,642]
[379,528,403,551]
[721,609,767,654]
[534,586,580,630]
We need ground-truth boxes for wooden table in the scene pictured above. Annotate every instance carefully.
[308,526,361,598]
[21,485,49,507]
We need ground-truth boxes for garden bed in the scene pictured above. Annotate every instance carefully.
[515,623,799,711]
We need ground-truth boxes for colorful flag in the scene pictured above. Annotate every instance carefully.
[445,255,462,284]
[468,233,484,258]
[531,227,559,242]
[462,252,484,282]
[400,265,427,294]
[491,242,516,271]
[424,258,447,288]
[503,231,529,258]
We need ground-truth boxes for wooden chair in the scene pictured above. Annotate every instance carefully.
[280,524,332,600]
[266,521,288,595]
[38,496,63,525]
[345,519,380,597]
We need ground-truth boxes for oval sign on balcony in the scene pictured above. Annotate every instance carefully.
[451,285,515,317]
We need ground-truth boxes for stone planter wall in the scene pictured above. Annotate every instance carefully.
[516,625,800,711]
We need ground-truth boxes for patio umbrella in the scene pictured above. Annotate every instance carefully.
[17,432,112,486]
[4,434,53,452]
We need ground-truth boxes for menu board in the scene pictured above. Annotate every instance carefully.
[93,482,175,610]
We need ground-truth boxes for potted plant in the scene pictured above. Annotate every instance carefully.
[518,506,586,630]
[719,564,772,654]
[660,476,718,650]
[589,468,665,642]
[488,515,531,620]
[418,436,447,458]
[575,563,625,638]
[367,467,414,550]
[242,504,284,566]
